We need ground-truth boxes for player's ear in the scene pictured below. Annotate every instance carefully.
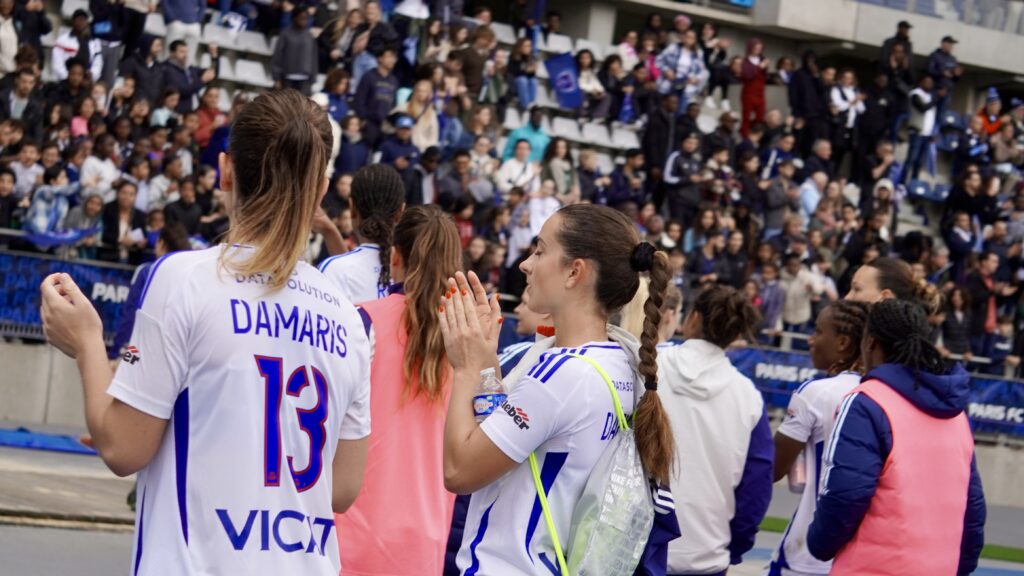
[218,152,233,193]
[390,246,402,271]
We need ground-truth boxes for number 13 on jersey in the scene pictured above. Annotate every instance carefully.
[255,356,329,492]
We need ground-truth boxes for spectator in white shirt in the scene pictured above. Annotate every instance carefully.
[781,252,821,333]
[80,134,121,201]
[494,138,539,198]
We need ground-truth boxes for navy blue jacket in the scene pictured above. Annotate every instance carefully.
[379,136,420,179]
[336,136,369,176]
[807,363,986,575]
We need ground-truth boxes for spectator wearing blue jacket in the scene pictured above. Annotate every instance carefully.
[352,46,398,148]
[336,115,369,177]
[606,149,648,208]
[163,40,217,113]
[808,299,985,576]
[502,106,550,163]
[379,115,421,182]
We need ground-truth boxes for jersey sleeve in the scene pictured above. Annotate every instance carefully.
[107,256,190,419]
[480,355,575,463]
[776,383,818,443]
[338,317,371,441]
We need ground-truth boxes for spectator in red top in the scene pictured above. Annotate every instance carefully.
[740,38,768,137]
[978,87,1005,136]
[193,86,225,149]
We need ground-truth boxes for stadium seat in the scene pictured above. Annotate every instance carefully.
[491,22,517,47]
[932,182,952,200]
[234,59,273,88]
[582,122,614,149]
[144,13,167,37]
[214,56,237,82]
[495,136,508,156]
[534,86,560,110]
[41,27,58,48]
[539,33,573,55]
[907,179,931,199]
[552,117,583,142]
[237,30,273,57]
[595,152,615,175]
[535,60,549,80]
[611,126,640,149]
[217,86,233,111]
[60,0,87,21]
[937,131,960,153]
[941,110,963,130]
[503,108,521,131]
[575,38,604,61]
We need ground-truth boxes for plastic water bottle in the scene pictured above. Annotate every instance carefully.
[788,451,807,494]
[473,368,507,423]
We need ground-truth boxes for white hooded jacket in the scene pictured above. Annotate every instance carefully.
[657,339,771,574]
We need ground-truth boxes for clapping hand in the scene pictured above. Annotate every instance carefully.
[437,271,503,374]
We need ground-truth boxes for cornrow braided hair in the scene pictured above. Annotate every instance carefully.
[350,164,406,290]
[867,299,946,378]
[828,300,870,375]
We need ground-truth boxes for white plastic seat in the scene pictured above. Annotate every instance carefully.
[60,0,88,21]
[582,122,614,149]
[611,126,640,149]
[144,13,167,37]
[234,59,273,88]
[539,33,573,55]
[552,117,582,142]
[595,152,615,175]
[490,22,517,47]
[237,30,272,57]
[503,107,521,130]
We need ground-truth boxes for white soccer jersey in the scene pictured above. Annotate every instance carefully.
[456,342,637,575]
[317,244,387,304]
[108,246,371,576]
[769,371,860,575]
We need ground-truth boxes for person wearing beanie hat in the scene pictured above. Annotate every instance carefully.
[978,86,1005,136]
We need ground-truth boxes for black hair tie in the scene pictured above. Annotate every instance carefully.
[643,378,658,391]
[631,242,656,272]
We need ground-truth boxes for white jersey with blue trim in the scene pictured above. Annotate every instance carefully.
[456,342,637,575]
[317,243,387,305]
[108,246,371,576]
[768,371,860,576]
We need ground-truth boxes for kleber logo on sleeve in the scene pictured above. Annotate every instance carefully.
[122,345,141,365]
[501,400,530,430]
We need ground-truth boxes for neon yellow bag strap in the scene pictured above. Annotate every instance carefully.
[528,353,630,576]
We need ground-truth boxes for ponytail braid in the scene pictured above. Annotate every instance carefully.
[634,248,675,484]
[867,299,946,376]
[828,300,870,375]
[350,164,406,291]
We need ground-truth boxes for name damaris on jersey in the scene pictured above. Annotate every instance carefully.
[217,508,335,556]
[231,298,351,358]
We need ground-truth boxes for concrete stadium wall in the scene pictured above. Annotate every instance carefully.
[2,341,1022,506]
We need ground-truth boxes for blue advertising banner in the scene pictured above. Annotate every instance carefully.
[0,252,135,344]
[728,347,1024,437]
[544,53,583,109]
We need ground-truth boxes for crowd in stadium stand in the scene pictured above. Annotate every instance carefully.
[0,1,1021,374]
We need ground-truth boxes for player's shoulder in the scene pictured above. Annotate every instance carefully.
[525,343,628,385]
[318,244,379,273]
[136,247,220,309]
[796,371,861,402]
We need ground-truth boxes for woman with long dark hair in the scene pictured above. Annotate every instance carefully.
[336,205,463,575]
[438,204,675,574]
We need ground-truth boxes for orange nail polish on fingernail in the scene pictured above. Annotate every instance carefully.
[498,317,504,324]
[439,305,445,313]
[461,289,468,296]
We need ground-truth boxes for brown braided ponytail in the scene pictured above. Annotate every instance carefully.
[556,205,675,484]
